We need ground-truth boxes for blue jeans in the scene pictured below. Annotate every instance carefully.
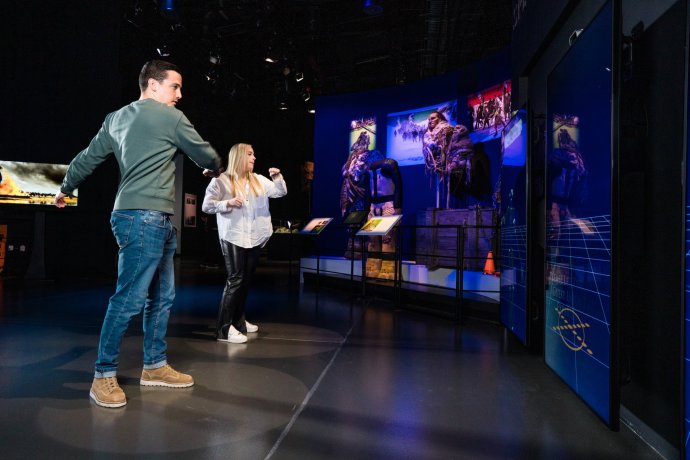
[94,210,177,378]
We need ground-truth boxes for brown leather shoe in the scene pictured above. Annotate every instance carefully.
[140,364,194,388]
[90,377,126,408]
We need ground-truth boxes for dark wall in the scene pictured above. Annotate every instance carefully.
[1,1,315,272]
[618,0,685,449]
[2,1,122,279]
[511,0,574,74]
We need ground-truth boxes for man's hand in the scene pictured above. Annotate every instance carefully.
[203,168,224,178]
[54,191,68,208]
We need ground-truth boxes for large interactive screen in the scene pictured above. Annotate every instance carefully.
[0,161,77,206]
[386,101,457,166]
[545,1,614,425]
[500,108,528,344]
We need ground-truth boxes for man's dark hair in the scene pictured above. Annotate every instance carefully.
[138,60,182,92]
[430,110,448,122]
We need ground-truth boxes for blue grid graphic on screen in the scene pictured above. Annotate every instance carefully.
[500,224,527,342]
[545,215,611,421]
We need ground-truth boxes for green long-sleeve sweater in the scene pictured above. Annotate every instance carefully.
[61,98,221,215]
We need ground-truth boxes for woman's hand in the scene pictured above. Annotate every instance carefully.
[268,167,281,178]
[228,197,244,208]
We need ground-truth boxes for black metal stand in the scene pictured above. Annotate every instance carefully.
[455,225,466,323]
[360,235,367,297]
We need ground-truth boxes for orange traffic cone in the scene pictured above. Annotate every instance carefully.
[483,250,496,275]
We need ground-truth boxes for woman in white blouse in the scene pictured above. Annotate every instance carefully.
[202,143,287,343]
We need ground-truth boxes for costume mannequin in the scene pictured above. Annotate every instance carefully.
[365,152,402,279]
[445,124,474,208]
[422,111,454,208]
[340,132,373,259]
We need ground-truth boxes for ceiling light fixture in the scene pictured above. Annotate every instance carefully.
[265,47,278,63]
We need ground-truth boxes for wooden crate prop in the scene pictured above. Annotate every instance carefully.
[415,207,496,270]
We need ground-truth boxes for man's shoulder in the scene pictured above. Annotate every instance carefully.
[138,99,184,116]
[108,99,184,124]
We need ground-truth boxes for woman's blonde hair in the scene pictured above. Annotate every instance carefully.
[225,143,263,197]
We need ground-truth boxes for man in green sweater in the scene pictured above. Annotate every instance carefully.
[54,60,222,408]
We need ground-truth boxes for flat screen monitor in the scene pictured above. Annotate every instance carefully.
[467,80,512,143]
[386,101,458,166]
[349,117,377,153]
[355,214,402,237]
[0,161,77,206]
[300,218,333,235]
[343,210,369,225]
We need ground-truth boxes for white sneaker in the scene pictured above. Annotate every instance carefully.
[245,321,259,333]
[218,325,247,344]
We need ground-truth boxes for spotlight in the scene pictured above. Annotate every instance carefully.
[278,102,289,111]
[156,44,170,57]
[295,72,304,82]
[265,48,277,63]
[301,91,311,102]
[205,67,219,84]
[209,53,220,65]
[307,107,316,114]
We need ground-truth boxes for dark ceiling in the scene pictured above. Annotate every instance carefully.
[120,0,512,110]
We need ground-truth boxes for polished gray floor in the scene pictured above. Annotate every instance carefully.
[0,258,662,459]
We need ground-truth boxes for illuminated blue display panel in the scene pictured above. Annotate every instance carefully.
[545,1,613,424]
[500,108,528,344]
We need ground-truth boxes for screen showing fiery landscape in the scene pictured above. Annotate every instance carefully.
[0,161,77,206]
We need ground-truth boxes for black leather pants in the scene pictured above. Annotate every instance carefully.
[216,240,261,338]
